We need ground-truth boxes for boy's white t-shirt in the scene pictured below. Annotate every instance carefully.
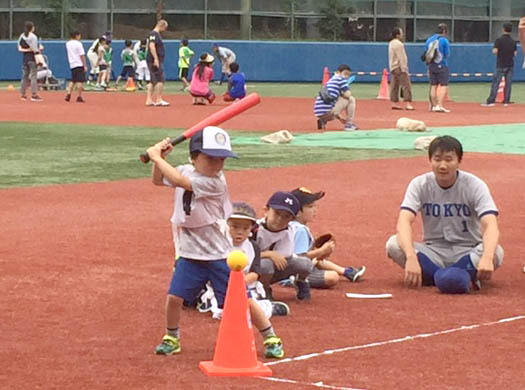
[254,218,294,258]
[66,40,85,69]
[165,164,232,260]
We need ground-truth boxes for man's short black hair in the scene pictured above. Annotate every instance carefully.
[428,136,463,162]
[503,22,512,33]
[391,27,402,39]
[437,23,447,34]
[337,64,351,73]
[229,62,239,73]
[125,39,132,47]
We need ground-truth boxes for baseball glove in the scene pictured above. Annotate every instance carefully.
[313,233,334,248]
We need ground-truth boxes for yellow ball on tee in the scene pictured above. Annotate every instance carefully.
[226,250,248,271]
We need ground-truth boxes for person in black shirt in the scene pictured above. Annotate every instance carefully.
[146,19,169,107]
[482,22,517,107]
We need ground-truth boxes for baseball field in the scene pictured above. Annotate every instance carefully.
[2,81,525,389]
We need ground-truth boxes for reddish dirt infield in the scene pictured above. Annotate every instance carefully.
[2,154,525,389]
[1,90,524,132]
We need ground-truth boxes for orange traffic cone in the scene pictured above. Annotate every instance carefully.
[125,77,136,92]
[321,67,330,85]
[496,76,505,103]
[376,68,389,100]
[199,270,272,377]
[7,84,15,91]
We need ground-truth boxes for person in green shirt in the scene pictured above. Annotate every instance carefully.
[115,39,136,89]
[178,38,194,91]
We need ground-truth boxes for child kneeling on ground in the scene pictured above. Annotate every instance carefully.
[189,52,215,105]
[222,62,246,102]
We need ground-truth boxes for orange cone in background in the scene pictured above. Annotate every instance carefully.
[496,76,505,103]
[376,68,389,100]
[7,84,15,91]
[321,67,330,85]
[125,77,136,92]
[199,270,272,377]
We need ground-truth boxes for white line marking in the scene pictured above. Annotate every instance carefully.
[258,376,367,390]
[265,315,525,367]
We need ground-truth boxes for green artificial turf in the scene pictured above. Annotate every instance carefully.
[0,122,421,188]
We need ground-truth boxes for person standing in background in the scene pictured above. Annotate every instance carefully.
[481,23,517,107]
[388,27,414,111]
[425,23,451,113]
[18,21,42,102]
[146,19,169,106]
[178,37,194,91]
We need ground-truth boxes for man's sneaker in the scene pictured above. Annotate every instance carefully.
[76,96,85,103]
[295,279,311,301]
[31,95,43,102]
[432,105,450,113]
[65,94,71,102]
[317,118,326,130]
[155,100,170,106]
[343,266,366,282]
[481,103,494,107]
[264,336,284,359]
[343,122,358,131]
[154,335,181,355]
[20,95,27,101]
[271,301,290,316]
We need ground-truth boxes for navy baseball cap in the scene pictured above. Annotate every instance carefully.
[267,191,300,217]
[189,127,237,158]
[434,267,471,294]
[291,187,325,207]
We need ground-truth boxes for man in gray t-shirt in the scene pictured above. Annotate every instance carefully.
[386,136,503,294]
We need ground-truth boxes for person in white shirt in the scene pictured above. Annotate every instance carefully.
[65,30,87,103]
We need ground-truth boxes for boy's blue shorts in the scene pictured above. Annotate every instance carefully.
[168,257,230,307]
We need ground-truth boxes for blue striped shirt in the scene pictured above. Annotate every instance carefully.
[313,75,349,117]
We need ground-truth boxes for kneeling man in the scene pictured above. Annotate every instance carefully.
[386,135,503,293]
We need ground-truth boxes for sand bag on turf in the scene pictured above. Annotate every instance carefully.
[396,117,427,132]
[414,136,437,150]
[260,130,294,144]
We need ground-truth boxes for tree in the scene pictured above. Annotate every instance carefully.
[317,0,354,41]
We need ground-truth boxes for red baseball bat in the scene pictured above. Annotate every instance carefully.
[140,92,261,163]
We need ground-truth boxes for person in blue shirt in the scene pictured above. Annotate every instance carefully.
[425,23,451,113]
[222,62,246,101]
[313,64,358,131]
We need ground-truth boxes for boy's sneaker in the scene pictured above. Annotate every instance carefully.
[343,266,366,282]
[480,103,494,107]
[65,94,71,102]
[277,276,295,288]
[76,96,85,103]
[295,279,311,301]
[20,95,27,101]
[154,335,181,355]
[317,118,326,130]
[31,95,43,102]
[271,301,290,316]
[264,336,284,359]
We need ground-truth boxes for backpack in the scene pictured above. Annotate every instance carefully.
[318,85,337,104]
[421,38,439,65]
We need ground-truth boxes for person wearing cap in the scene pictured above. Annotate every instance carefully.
[255,191,314,301]
[385,136,504,294]
[425,23,451,113]
[212,43,236,85]
[288,187,366,288]
[146,19,169,106]
[189,52,216,105]
[146,126,238,356]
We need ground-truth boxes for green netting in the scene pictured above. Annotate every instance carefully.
[232,123,525,154]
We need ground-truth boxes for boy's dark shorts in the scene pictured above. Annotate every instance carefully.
[179,67,189,79]
[167,257,230,308]
[70,66,86,83]
[148,62,165,84]
[120,65,135,78]
[428,63,449,86]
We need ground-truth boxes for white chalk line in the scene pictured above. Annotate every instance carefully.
[258,376,367,390]
[265,314,525,367]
